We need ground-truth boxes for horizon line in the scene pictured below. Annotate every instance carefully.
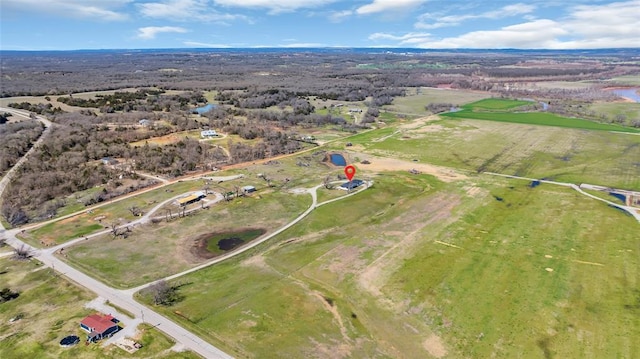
[1,46,639,53]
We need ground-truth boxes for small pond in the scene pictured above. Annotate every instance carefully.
[194,103,217,115]
[330,153,347,166]
[205,228,266,253]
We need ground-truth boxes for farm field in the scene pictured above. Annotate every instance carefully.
[0,257,198,359]
[342,118,640,190]
[63,190,310,288]
[384,88,491,116]
[138,172,639,358]
[441,99,640,133]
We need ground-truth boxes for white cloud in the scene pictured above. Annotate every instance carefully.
[375,0,640,49]
[138,0,250,22]
[183,41,231,48]
[137,26,188,40]
[564,0,640,39]
[212,0,337,14]
[279,42,327,47]
[369,32,431,42]
[416,3,536,29]
[356,0,428,15]
[329,10,353,22]
[2,0,131,21]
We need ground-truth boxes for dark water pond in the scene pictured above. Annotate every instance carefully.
[205,228,266,253]
[330,153,347,166]
[609,192,626,203]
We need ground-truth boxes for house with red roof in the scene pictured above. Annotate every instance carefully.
[80,313,120,342]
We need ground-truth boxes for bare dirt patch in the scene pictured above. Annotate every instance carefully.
[355,154,467,182]
[398,115,441,130]
[423,334,448,358]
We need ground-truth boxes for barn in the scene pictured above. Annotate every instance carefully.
[177,191,206,206]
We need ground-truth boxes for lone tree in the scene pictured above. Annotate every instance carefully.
[110,222,119,238]
[146,280,179,306]
[13,244,31,260]
[128,206,142,217]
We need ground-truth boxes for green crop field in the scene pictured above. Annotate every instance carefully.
[0,258,198,359]
[462,98,533,110]
[442,104,640,133]
[138,173,639,358]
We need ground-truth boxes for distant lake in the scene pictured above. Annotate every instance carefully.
[194,103,217,114]
[610,88,640,103]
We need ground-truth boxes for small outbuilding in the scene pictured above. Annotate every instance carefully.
[177,191,206,206]
[80,314,120,342]
[242,185,257,194]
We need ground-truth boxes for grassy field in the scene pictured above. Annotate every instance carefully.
[384,88,491,116]
[19,179,212,247]
[137,172,639,358]
[607,75,640,86]
[463,98,532,110]
[442,99,640,133]
[63,190,310,288]
[590,101,640,124]
[345,118,640,190]
[0,257,198,359]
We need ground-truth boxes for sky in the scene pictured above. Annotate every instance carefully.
[1,0,639,50]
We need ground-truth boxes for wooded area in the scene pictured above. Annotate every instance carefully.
[1,49,638,225]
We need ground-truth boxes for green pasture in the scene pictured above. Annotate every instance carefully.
[138,173,639,358]
[384,88,491,116]
[442,107,640,133]
[461,98,532,110]
[63,190,310,288]
[385,179,639,358]
[348,119,640,190]
[138,172,447,358]
[590,101,640,125]
[0,258,197,359]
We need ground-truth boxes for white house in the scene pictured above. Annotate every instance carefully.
[201,130,218,138]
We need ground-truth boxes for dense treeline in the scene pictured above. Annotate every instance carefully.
[3,49,637,97]
[8,102,64,115]
[0,120,45,175]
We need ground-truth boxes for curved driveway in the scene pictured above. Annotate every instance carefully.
[0,111,371,359]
